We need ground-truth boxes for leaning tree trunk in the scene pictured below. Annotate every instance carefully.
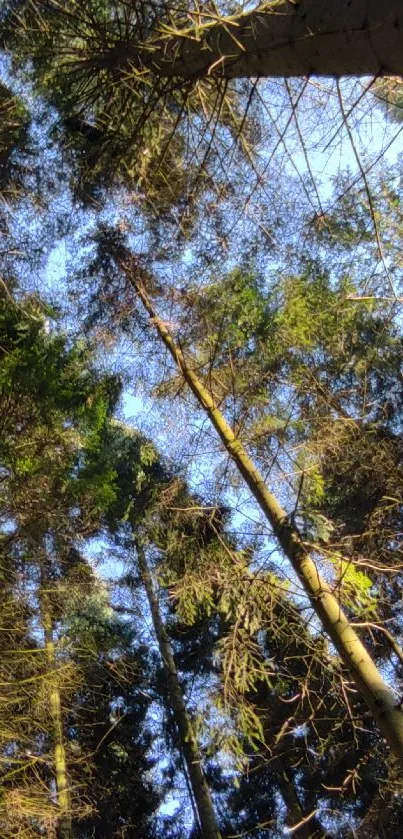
[112,246,403,767]
[134,537,222,839]
[40,584,72,839]
[109,1,403,80]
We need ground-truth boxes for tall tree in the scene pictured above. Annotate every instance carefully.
[135,538,222,839]
[81,421,223,838]
[82,418,402,836]
[40,566,72,839]
[4,1,403,82]
[5,0,402,224]
[0,286,168,837]
[84,232,403,764]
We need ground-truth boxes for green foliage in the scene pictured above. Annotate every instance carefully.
[331,556,377,618]
[373,77,403,123]
[0,285,170,837]
[0,287,122,532]
[63,580,127,652]
[193,268,268,356]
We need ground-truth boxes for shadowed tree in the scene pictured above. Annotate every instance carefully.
[4,1,403,83]
[0,285,170,837]
[79,421,223,838]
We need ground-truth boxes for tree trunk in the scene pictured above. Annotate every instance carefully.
[114,247,403,767]
[115,1,403,80]
[272,757,329,839]
[134,538,222,839]
[40,588,72,839]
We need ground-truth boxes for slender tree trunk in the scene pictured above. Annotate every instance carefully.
[273,759,329,839]
[40,585,72,839]
[134,537,222,839]
[107,1,403,80]
[114,247,403,766]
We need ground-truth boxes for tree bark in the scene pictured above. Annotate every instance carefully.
[41,601,72,839]
[114,247,403,767]
[116,1,403,80]
[273,758,329,839]
[134,537,222,839]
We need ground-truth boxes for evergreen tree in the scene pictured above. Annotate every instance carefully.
[78,230,403,763]
[0,286,168,837]
[3,2,403,88]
